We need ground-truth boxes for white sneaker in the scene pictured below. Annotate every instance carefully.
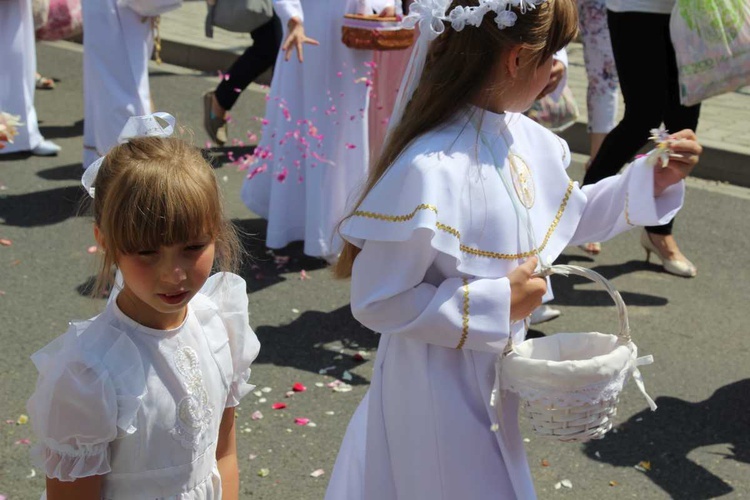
[529,305,561,325]
[31,140,61,156]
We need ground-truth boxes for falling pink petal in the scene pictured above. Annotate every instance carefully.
[345,143,356,149]
[87,245,98,254]
[299,270,310,280]
[292,382,307,392]
[272,402,287,410]
[205,141,213,149]
[261,118,270,126]
[234,87,242,93]
[246,164,268,180]
[251,410,263,420]
[294,417,310,426]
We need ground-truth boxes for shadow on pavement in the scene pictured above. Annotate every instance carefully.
[583,379,750,499]
[39,119,83,140]
[232,217,328,295]
[551,253,669,308]
[253,305,377,385]
[37,163,84,181]
[0,185,84,227]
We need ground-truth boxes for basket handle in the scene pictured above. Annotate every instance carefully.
[536,264,631,344]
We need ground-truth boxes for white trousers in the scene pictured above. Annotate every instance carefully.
[0,0,44,153]
[82,0,153,167]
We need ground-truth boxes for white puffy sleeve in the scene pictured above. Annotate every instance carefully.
[350,231,512,353]
[569,157,685,245]
[209,273,261,407]
[27,339,117,481]
[273,0,303,24]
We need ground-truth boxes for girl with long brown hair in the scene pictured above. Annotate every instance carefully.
[326,1,702,498]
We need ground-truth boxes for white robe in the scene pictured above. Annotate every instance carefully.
[240,0,379,259]
[325,109,684,500]
[0,0,44,153]
[82,0,153,167]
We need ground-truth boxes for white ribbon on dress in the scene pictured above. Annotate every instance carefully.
[81,112,177,198]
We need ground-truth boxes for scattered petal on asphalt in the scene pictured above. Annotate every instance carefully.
[294,417,310,426]
[258,398,267,403]
[318,366,336,374]
[0,239,12,246]
[292,382,307,392]
[299,270,310,280]
[258,468,270,477]
[292,308,300,314]
[15,438,31,445]
[272,402,287,410]
[261,387,272,393]
[285,391,295,398]
[310,469,325,478]
[315,382,325,388]
[251,411,263,420]
[561,479,572,489]
[249,454,257,460]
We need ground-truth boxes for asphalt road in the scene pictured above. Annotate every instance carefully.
[1,41,749,500]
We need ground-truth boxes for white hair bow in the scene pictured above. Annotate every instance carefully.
[81,112,176,199]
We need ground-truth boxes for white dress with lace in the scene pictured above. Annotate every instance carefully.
[27,273,260,500]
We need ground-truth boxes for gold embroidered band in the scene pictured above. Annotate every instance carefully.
[351,179,575,260]
[457,278,470,349]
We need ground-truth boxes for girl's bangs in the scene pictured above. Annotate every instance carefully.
[108,174,221,254]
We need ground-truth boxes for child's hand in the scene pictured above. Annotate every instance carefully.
[536,59,566,99]
[508,257,548,322]
[653,129,702,196]
[378,6,396,17]
[282,17,320,63]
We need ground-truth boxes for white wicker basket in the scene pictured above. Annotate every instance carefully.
[498,265,657,443]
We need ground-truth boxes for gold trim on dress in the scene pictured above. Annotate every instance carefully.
[625,192,635,227]
[351,180,575,260]
[457,278,470,350]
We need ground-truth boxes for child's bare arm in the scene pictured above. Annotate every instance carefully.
[216,407,239,499]
[46,475,103,500]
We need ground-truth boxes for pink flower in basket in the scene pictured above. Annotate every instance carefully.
[0,112,22,149]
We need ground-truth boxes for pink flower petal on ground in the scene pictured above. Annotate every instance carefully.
[285,391,295,398]
[299,270,309,280]
[294,417,310,426]
[271,402,287,410]
[0,239,12,246]
[310,469,325,478]
[251,411,263,420]
[292,382,307,392]
[205,141,212,149]
[15,438,31,445]
[353,351,367,362]
[87,245,98,254]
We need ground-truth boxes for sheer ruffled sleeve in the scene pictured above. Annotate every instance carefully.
[27,319,146,481]
[200,273,261,407]
[27,332,116,481]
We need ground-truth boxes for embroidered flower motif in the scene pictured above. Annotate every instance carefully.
[170,343,214,449]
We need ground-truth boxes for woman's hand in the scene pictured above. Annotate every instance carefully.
[536,59,566,99]
[282,17,320,63]
[653,129,702,196]
[508,257,548,322]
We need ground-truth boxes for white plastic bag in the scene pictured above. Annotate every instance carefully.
[670,0,750,106]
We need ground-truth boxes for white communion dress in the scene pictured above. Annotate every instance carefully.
[325,108,684,500]
[240,0,380,259]
[27,273,260,499]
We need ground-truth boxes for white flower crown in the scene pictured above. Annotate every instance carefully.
[403,0,549,41]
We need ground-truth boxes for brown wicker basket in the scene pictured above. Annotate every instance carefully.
[341,14,415,51]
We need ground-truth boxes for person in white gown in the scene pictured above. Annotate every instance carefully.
[240,0,394,260]
[27,114,260,499]
[0,0,61,156]
[326,1,703,498]
[82,0,154,168]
